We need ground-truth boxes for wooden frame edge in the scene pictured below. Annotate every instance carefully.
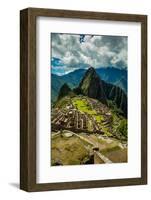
[141,14,148,185]
[20,8,29,191]
[20,8,37,191]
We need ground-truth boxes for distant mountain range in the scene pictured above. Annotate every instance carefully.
[58,67,127,117]
[51,67,127,103]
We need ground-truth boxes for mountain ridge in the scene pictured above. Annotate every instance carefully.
[51,67,127,103]
[57,67,127,117]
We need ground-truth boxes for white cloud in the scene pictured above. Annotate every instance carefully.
[51,33,127,72]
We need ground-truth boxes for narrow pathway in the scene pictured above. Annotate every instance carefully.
[94,151,112,164]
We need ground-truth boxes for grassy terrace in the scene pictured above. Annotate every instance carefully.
[72,97,124,138]
[54,96,70,109]
[73,98,105,123]
[72,98,96,115]
[72,97,105,125]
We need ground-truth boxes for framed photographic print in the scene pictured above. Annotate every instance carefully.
[20,8,147,191]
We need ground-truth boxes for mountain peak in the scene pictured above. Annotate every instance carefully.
[57,83,71,100]
[87,66,95,72]
[77,67,107,104]
[85,66,97,76]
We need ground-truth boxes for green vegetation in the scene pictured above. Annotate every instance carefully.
[107,100,124,116]
[95,115,104,123]
[80,73,92,95]
[72,97,105,125]
[102,127,113,137]
[72,98,96,115]
[72,97,127,140]
[116,119,127,138]
[54,97,70,109]
[73,97,106,132]
[54,96,127,141]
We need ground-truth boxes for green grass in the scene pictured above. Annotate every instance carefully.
[72,98,96,115]
[100,126,112,137]
[72,97,114,135]
[94,115,104,123]
[72,98,105,124]
[54,96,71,109]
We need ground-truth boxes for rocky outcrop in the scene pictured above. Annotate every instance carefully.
[76,67,107,105]
[57,83,71,100]
[75,67,127,117]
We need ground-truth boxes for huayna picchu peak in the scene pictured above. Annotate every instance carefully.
[76,66,107,105]
[71,67,127,117]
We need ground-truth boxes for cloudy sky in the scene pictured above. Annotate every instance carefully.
[51,33,127,75]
